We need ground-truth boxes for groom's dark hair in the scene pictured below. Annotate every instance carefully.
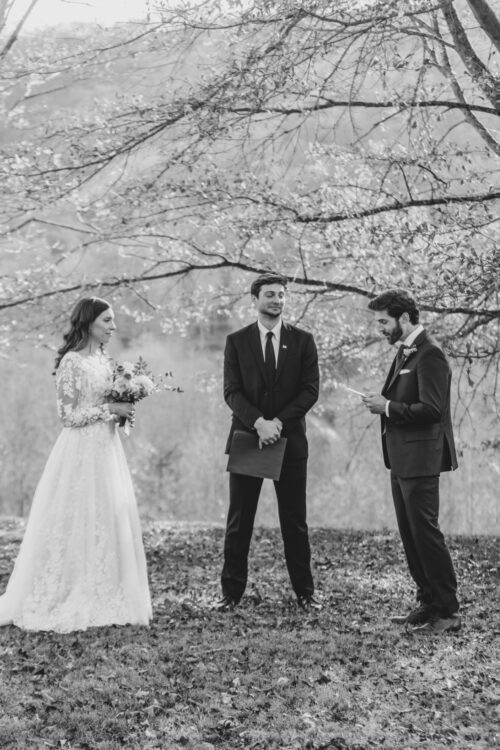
[250,272,288,298]
[368,289,420,324]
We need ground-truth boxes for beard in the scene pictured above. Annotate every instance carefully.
[388,319,403,345]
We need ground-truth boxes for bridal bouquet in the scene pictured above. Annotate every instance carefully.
[107,356,181,433]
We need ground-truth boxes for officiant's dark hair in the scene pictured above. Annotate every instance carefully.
[250,273,288,298]
[368,289,419,324]
[53,297,111,372]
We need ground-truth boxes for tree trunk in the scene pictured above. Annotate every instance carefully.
[466,0,500,54]
[440,0,500,111]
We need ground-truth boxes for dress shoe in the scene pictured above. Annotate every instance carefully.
[214,595,240,611]
[411,613,461,634]
[297,594,322,612]
[391,603,433,626]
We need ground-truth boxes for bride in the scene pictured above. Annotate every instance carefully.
[0,297,152,632]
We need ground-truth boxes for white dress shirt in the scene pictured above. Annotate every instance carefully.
[400,324,424,350]
[254,320,283,430]
[257,319,282,365]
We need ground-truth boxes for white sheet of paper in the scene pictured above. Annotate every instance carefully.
[342,385,366,397]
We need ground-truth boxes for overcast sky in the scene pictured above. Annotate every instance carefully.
[9,0,150,30]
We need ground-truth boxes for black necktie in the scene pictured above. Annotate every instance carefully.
[394,345,405,368]
[265,331,276,384]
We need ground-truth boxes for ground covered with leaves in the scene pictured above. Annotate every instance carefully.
[0,519,498,750]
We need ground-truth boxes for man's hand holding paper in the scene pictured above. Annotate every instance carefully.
[362,392,388,414]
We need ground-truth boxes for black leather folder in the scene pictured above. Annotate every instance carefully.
[226,430,287,481]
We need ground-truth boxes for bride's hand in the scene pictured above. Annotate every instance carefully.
[109,403,135,419]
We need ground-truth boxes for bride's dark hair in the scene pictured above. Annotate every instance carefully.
[54,297,111,371]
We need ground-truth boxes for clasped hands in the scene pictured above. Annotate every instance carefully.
[255,417,283,448]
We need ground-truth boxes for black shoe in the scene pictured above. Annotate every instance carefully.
[391,603,432,626]
[411,613,461,634]
[214,595,240,612]
[297,594,322,612]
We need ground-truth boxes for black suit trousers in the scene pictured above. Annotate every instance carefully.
[221,459,314,600]
[391,473,458,616]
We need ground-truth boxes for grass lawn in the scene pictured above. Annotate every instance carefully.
[0,519,498,749]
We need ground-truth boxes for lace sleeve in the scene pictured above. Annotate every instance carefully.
[56,353,113,428]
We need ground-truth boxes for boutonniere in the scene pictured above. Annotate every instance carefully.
[281,345,287,349]
[403,346,418,358]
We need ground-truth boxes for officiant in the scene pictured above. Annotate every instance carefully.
[217,272,320,612]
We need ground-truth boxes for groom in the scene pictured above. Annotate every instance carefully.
[218,272,320,611]
[362,289,460,633]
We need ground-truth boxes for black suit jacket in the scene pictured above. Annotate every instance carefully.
[224,321,319,459]
[381,329,458,478]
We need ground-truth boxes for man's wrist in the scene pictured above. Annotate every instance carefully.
[254,416,265,429]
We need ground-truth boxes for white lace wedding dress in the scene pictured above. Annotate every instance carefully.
[0,350,152,632]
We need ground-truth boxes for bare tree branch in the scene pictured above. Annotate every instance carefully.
[2,259,500,320]
[0,0,39,59]
[440,0,500,111]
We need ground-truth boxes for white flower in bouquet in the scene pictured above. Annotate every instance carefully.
[107,356,181,433]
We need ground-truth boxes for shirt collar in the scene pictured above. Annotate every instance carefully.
[399,324,424,348]
[257,319,282,338]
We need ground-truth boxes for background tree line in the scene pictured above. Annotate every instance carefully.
[0,0,499,532]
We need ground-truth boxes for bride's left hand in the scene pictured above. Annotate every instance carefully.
[109,402,135,419]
